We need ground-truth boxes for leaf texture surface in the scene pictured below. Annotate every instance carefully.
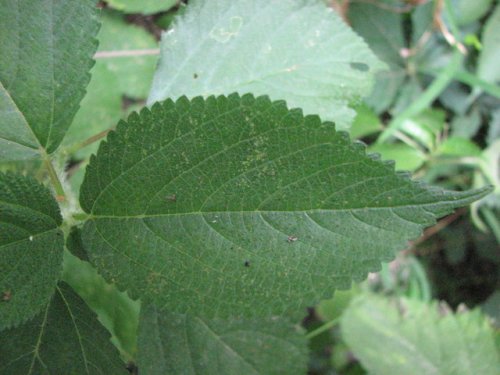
[341,294,500,375]
[80,94,490,319]
[0,0,99,159]
[148,0,386,130]
[0,283,127,375]
[137,304,308,375]
[0,173,63,330]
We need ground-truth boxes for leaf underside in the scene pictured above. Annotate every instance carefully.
[0,173,63,330]
[138,304,308,375]
[80,94,490,320]
[148,0,386,130]
[341,294,500,375]
[0,0,99,160]
[0,282,127,375]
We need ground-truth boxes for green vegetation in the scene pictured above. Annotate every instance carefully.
[1,0,498,373]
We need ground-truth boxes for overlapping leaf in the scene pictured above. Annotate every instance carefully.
[148,0,385,130]
[0,173,63,330]
[80,94,490,319]
[137,304,308,375]
[0,0,99,160]
[64,10,158,159]
[341,294,500,375]
[0,283,127,374]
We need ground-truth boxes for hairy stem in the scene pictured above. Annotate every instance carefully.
[41,150,66,202]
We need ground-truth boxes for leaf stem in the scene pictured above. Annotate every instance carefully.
[305,317,341,340]
[376,50,463,144]
[41,150,66,202]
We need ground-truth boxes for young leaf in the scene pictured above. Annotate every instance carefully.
[0,173,63,330]
[148,0,385,130]
[341,294,500,375]
[80,94,491,319]
[137,304,308,375]
[0,0,99,160]
[0,282,128,374]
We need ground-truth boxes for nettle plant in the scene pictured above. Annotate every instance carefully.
[0,0,495,374]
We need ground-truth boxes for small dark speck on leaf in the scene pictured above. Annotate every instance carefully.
[244,260,250,267]
[350,62,369,72]
[126,361,138,374]
[287,235,298,243]
[2,290,11,302]
[166,194,177,202]
[193,73,199,79]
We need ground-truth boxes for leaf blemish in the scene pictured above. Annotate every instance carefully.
[349,62,369,72]
[166,194,177,202]
[2,290,11,302]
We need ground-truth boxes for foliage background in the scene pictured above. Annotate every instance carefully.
[0,0,498,373]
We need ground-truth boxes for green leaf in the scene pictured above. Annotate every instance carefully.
[64,11,159,160]
[368,143,426,172]
[63,233,140,361]
[148,0,385,130]
[106,0,178,15]
[0,282,127,374]
[437,137,482,157]
[341,294,500,375]
[0,173,63,330]
[137,304,308,375]
[451,107,482,139]
[349,104,383,139]
[79,94,490,319]
[347,0,406,113]
[0,0,100,160]
[478,5,500,86]
[452,0,493,26]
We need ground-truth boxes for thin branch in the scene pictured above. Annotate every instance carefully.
[94,49,160,58]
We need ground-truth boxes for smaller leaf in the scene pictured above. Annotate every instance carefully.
[0,173,63,330]
[137,304,308,375]
[349,104,382,139]
[451,108,482,139]
[368,143,426,172]
[452,0,493,26]
[477,5,500,86]
[341,294,500,375]
[437,137,482,157]
[0,283,128,374]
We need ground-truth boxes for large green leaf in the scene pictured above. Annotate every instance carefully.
[341,294,500,375]
[137,304,308,375]
[0,0,100,160]
[0,173,63,330]
[79,94,490,319]
[148,0,385,130]
[0,282,127,374]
